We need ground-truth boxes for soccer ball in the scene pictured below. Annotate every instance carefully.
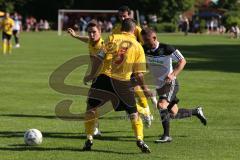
[24,129,43,145]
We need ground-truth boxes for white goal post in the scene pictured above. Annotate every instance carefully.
[57,9,140,35]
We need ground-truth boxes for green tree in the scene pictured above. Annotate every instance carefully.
[138,0,195,22]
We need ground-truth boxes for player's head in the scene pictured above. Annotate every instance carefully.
[87,20,101,42]
[121,18,136,34]
[118,5,131,22]
[4,12,10,18]
[141,28,158,48]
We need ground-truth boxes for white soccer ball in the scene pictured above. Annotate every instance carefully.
[24,129,43,145]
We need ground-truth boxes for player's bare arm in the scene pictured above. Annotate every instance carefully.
[166,58,186,83]
[83,51,104,84]
[67,28,89,43]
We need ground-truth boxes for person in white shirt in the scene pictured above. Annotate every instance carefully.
[141,28,207,143]
[12,12,21,48]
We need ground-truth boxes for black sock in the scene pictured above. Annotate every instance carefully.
[159,109,170,136]
[173,108,198,119]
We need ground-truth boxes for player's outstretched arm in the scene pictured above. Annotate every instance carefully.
[67,28,89,43]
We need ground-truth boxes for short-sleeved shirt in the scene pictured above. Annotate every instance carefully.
[88,38,104,56]
[112,23,144,44]
[1,17,14,35]
[143,42,184,88]
[100,32,146,81]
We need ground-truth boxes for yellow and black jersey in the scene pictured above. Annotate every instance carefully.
[88,38,104,56]
[1,17,14,35]
[100,32,146,81]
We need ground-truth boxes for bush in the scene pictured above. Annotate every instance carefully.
[199,19,206,33]
[223,11,240,28]
[149,23,177,33]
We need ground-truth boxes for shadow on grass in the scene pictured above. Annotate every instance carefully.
[175,44,240,73]
[0,131,155,142]
[0,114,57,119]
[0,146,141,154]
[0,114,129,121]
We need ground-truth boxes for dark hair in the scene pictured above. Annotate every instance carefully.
[118,5,131,15]
[87,20,101,31]
[141,27,156,36]
[121,18,136,32]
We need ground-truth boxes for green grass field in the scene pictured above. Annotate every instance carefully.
[0,32,240,160]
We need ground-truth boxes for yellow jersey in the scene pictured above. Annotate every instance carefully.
[100,32,146,81]
[112,23,144,44]
[1,17,14,35]
[88,38,104,56]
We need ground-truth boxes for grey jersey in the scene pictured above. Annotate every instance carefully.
[143,42,184,88]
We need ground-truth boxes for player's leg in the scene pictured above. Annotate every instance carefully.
[13,30,20,47]
[83,75,112,151]
[114,78,150,153]
[170,103,207,125]
[155,98,172,143]
[7,36,12,54]
[134,84,153,128]
[155,80,179,143]
[2,32,7,54]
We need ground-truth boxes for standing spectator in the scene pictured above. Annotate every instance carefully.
[12,12,21,48]
[182,17,189,36]
[44,20,50,30]
[79,17,87,35]
[38,19,45,31]
[26,16,31,32]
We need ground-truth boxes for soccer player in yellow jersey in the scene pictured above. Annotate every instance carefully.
[112,6,156,128]
[82,19,151,153]
[1,12,14,54]
[68,20,104,136]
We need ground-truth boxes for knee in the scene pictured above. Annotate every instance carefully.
[170,105,178,118]
[158,100,169,110]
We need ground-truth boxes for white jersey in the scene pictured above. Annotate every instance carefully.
[13,18,21,31]
[143,42,184,88]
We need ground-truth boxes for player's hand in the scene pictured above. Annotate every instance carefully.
[67,28,76,37]
[83,75,94,85]
[165,73,176,84]
[143,88,153,98]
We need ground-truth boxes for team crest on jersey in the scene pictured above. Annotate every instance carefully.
[113,41,132,65]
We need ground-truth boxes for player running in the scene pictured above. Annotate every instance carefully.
[112,6,155,128]
[141,28,207,143]
[67,20,104,136]
[82,19,151,153]
[1,12,14,54]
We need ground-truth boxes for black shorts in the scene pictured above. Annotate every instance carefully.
[87,74,137,114]
[157,79,179,106]
[13,30,19,35]
[2,32,12,40]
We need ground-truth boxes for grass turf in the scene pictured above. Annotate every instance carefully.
[0,31,239,160]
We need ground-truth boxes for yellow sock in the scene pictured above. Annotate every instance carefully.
[136,103,144,115]
[7,43,12,54]
[131,115,144,140]
[84,110,97,140]
[3,41,7,54]
[135,87,149,108]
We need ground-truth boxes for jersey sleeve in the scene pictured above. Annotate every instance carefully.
[135,25,144,45]
[133,45,146,73]
[171,49,185,62]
